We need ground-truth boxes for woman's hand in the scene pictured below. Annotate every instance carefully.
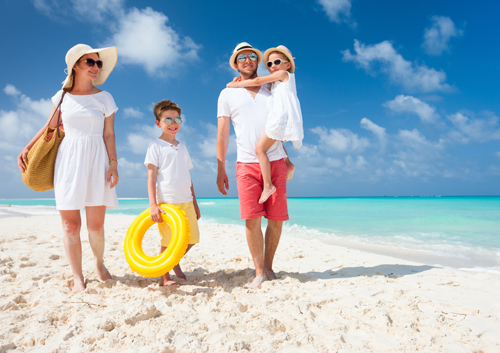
[107,163,119,188]
[150,204,165,223]
[17,148,30,172]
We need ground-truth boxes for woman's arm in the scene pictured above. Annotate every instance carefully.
[17,104,60,172]
[103,112,119,188]
[227,70,289,88]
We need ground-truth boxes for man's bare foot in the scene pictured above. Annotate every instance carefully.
[286,163,295,182]
[160,273,182,286]
[258,185,277,204]
[244,275,266,289]
[265,269,278,280]
[68,278,86,292]
[96,263,112,281]
[173,264,186,280]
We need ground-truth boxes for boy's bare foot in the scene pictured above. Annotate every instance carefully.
[68,278,86,292]
[244,275,266,289]
[258,185,276,204]
[160,273,182,286]
[173,264,186,280]
[96,263,112,281]
[265,269,278,280]
[286,163,295,182]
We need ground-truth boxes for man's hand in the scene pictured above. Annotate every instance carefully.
[216,170,229,195]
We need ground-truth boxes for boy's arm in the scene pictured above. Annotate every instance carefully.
[147,164,165,223]
[191,182,201,220]
[227,70,288,88]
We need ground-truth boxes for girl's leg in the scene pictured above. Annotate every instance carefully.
[255,133,278,204]
[59,210,85,291]
[86,206,112,281]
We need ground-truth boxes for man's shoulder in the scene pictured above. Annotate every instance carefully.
[219,87,240,99]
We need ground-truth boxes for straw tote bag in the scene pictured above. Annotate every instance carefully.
[22,92,66,191]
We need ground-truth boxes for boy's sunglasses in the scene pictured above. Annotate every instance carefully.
[237,53,258,63]
[267,59,289,67]
[79,58,103,69]
[162,117,183,125]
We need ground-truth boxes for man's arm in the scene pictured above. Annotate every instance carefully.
[216,115,231,195]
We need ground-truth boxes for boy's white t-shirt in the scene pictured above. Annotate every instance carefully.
[217,86,287,163]
[144,139,193,204]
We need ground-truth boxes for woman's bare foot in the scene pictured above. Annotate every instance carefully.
[173,264,186,280]
[160,273,182,286]
[286,163,295,182]
[96,263,112,281]
[68,277,86,292]
[244,275,266,289]
[258,185,277,204]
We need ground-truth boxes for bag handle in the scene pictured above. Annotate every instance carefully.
[47,91,67,138]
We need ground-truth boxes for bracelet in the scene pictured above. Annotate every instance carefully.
[109,159,118,165]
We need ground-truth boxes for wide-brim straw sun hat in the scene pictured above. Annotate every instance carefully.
[229,42,262,70]
[62,44,118,90]
[263,45,295,73]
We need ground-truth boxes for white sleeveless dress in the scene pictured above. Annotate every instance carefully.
[265,72,304,149]
[51,90,119,210]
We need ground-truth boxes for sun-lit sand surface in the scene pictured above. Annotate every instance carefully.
[1,211,499,352]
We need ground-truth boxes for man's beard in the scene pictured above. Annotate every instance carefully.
[239,67,258,79]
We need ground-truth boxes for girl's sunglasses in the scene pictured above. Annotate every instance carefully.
[79,58,103,69]
[267,59,289,67]
[162,117,183,125]
[237,53,258,63]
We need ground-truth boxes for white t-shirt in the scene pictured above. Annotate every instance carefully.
[144,139,193,204]
[217,86,287,163]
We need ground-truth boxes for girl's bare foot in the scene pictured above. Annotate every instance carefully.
[258,185,276,204]
[173,264,186,280]
[286,163,295,182]
[244,275,266,289]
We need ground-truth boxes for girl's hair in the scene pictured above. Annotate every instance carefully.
[63,52,100,93]
[154,100,182,120]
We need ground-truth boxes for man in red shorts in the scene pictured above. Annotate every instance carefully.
[216,42,289,289]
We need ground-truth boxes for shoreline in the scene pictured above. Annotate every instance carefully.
[1,213,500,352]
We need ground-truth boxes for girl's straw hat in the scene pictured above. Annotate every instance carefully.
[263,45,295,73]
[62,44,118,90]
[229,42,263,70]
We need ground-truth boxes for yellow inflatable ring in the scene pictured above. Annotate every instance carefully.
[124,204,190,278]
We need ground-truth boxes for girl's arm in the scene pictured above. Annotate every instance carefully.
[227,70,289,88]
[17,105,60,172]
[191,182,201,220]
[147,164,165,223]
[103,112,119,188]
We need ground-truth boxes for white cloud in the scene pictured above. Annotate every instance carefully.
[196,123,237,159]
[318,0,353,25]
[495,152,500,158]
[118,157,147,178]
[342,40,451,93]
[384,95,440,123]
[311,126,369,154]
[4,84,21,96]
[33,0,124,23]
[106,7,200,76]
[360,118,387,151]
[447,112,500,143]
[123,107,144,119]
[423,16,463,56]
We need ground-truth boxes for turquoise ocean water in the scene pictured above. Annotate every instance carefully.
[1,197,499,270]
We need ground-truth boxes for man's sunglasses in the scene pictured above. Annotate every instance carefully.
[267,58,289,68]
[162,117,183,125]
[79,58,103,69]
[237,53,258,63]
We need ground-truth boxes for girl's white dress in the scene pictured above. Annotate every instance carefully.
[265,72,304,149]
[51,90,119,210]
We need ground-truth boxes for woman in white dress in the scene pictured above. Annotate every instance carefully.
[17,44,119,292]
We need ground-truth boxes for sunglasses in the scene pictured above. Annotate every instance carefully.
[79,58,103,69]
[237,53,258,63]
[267,58,289,68]
[162,117,183,125]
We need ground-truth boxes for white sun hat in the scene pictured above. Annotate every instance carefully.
[263,45,295,73]
[62,44,118,90]
[229,42,263,70]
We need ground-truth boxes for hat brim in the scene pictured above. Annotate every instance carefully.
[62,46,118,90]
[263,47,295,73]
[229,47,262,71]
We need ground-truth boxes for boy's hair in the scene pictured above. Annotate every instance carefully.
[153,100,182,121]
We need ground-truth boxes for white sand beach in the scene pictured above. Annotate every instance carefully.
[1,211,500,352]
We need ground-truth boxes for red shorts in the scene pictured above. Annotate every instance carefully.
[236,158,289,221]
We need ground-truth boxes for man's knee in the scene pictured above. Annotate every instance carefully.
[267,220,283,233]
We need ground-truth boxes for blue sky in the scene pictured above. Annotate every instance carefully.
[1,0,499,198]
